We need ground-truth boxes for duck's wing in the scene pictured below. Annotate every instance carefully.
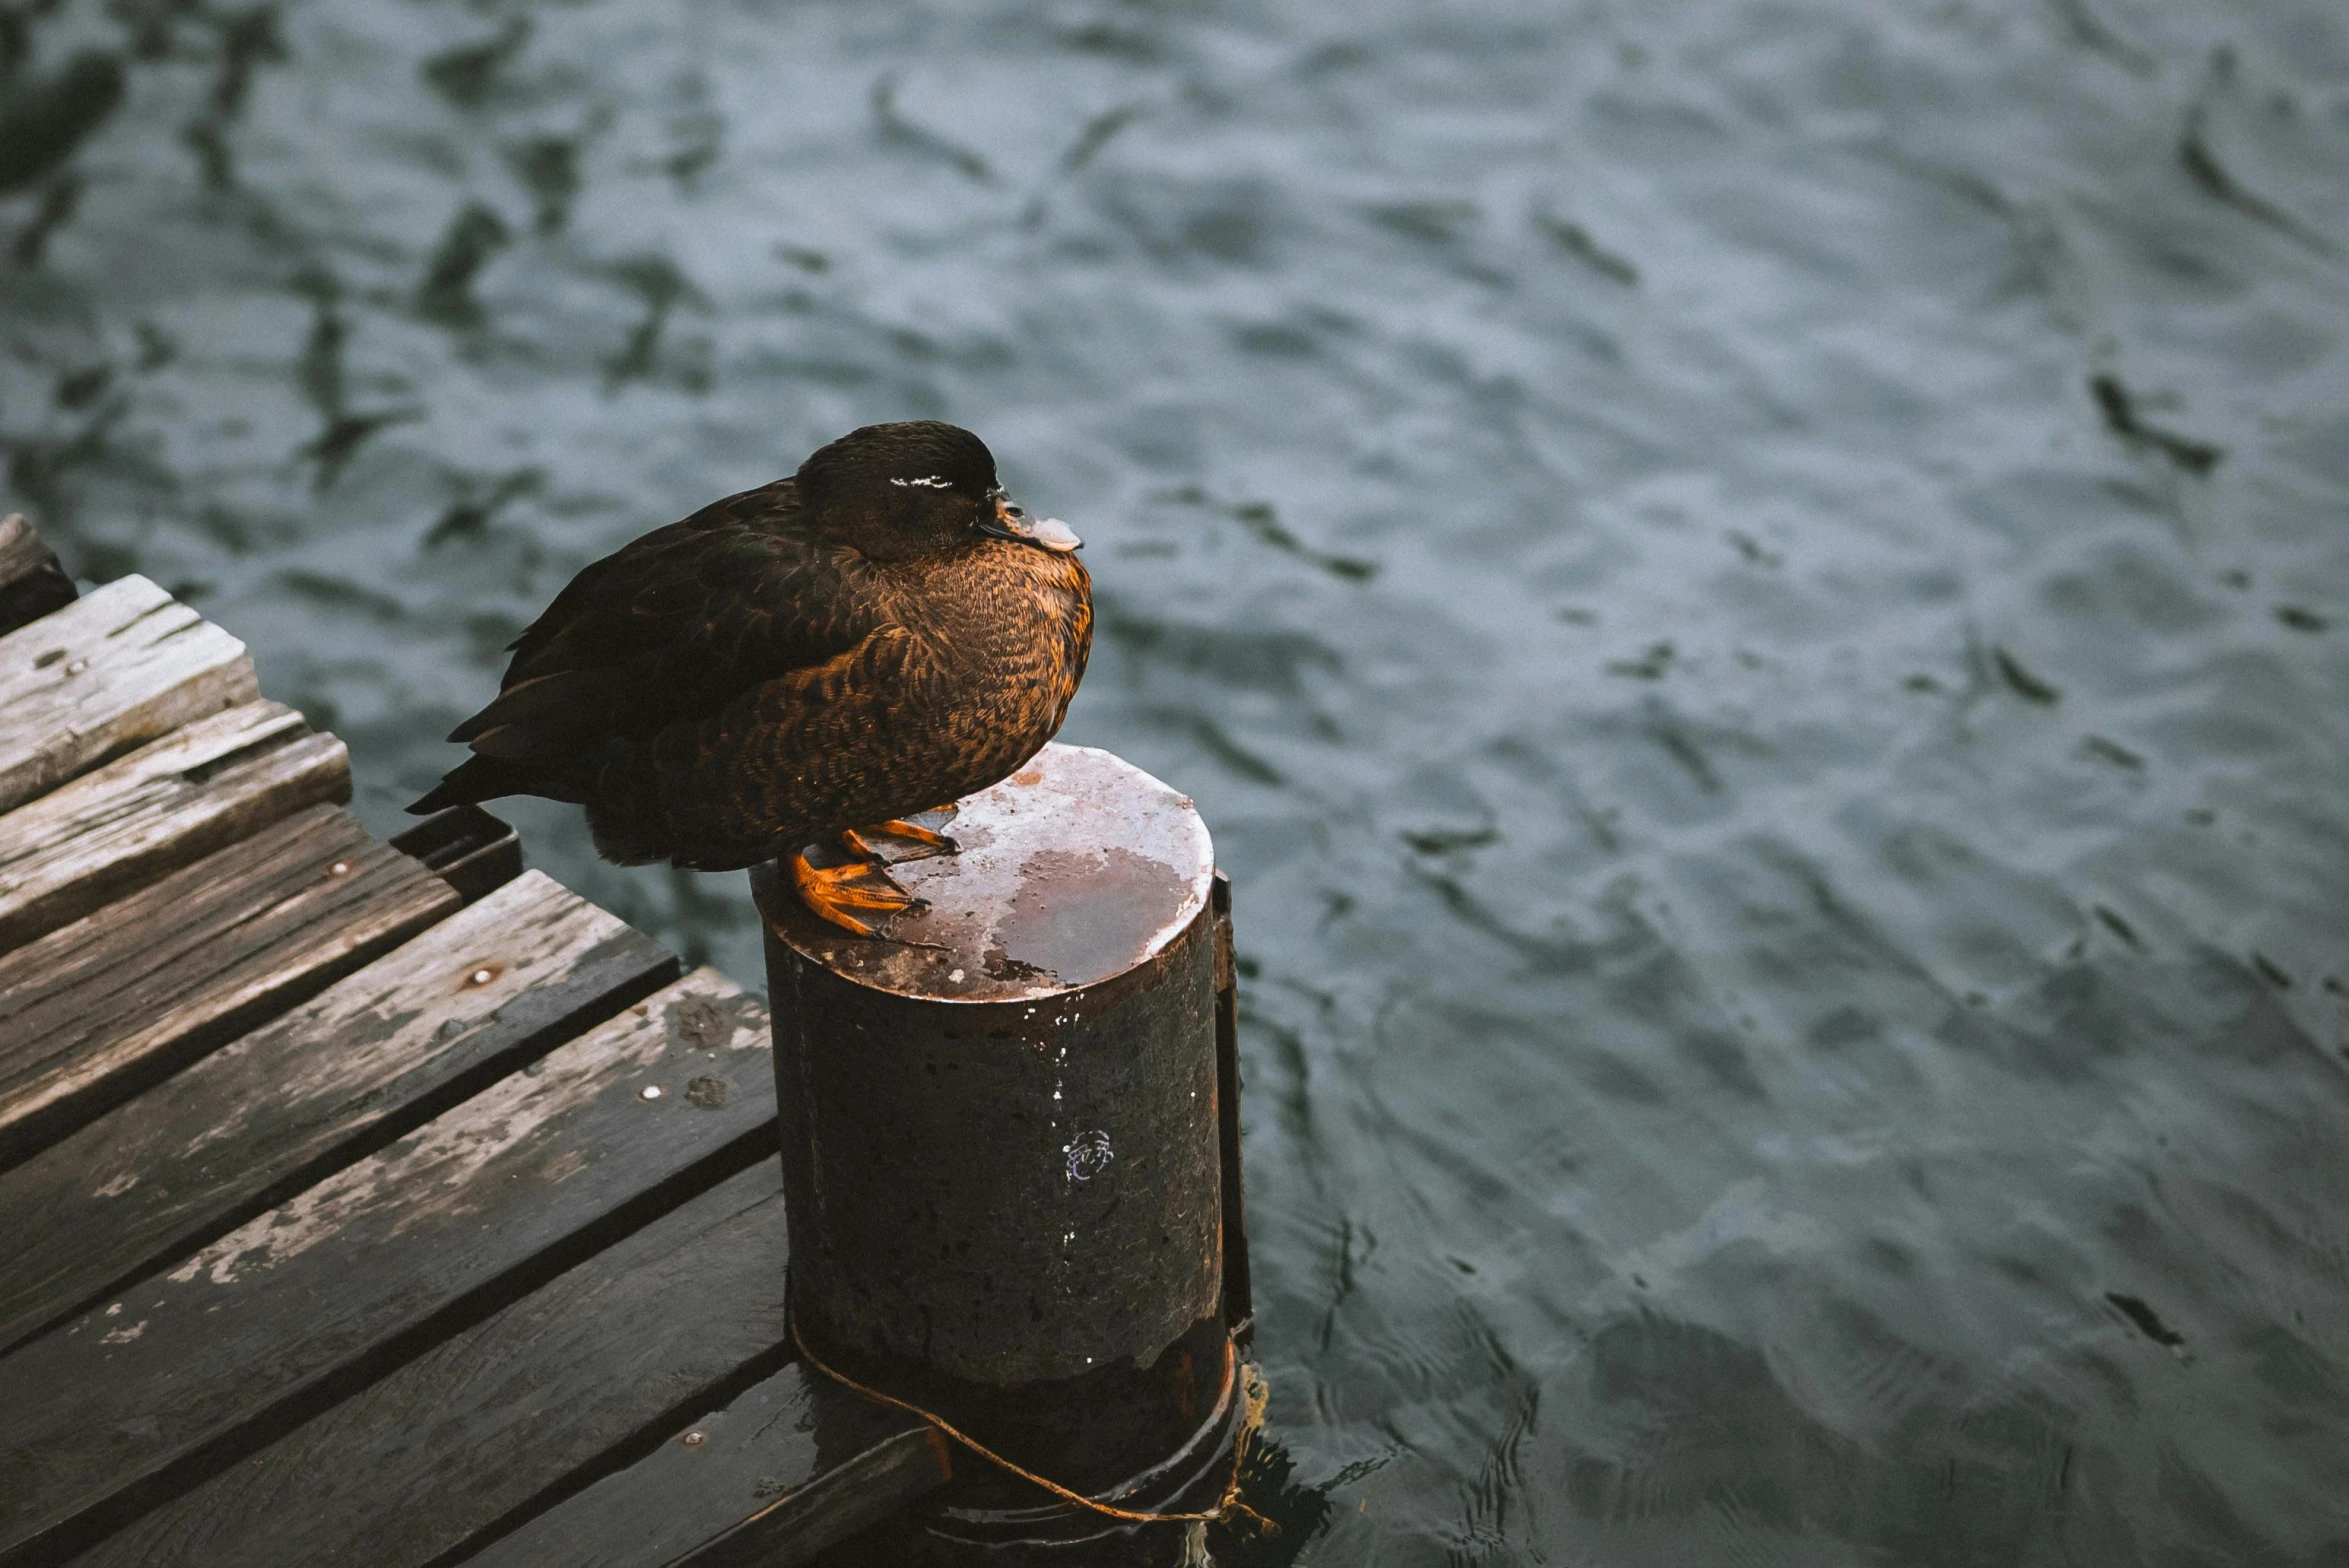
[599,619,926,868]
[445,481,883,774]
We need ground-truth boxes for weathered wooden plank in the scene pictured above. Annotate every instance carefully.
[0,575,255,814]
[0,700,349,953]
[0,514,76,638]
[0,968,776,1567]
[0,806,458,1178]
[390,803,523,904]
[0,865,676,1347]
[71,1165,803,1568]
[462,1358,948,1568]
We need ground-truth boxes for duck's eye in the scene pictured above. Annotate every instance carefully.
[889,475,952,489]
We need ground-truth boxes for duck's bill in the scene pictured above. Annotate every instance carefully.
[980,498,1083,552]
[1023,516,1082,552]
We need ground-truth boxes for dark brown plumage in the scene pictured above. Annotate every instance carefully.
[411,422,1091,928]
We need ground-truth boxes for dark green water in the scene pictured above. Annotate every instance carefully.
[6,0,2349,1560]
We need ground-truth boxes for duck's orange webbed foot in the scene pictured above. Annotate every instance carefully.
[789,848,917,938]
[840,810,960,863]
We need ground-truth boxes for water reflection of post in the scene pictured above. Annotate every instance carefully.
[752,742,1257,1566]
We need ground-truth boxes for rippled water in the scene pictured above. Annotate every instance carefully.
[7,0,2349,1560]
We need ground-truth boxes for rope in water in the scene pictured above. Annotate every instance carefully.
[788,1309,1277,1536]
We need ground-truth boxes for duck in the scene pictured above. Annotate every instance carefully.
[409,420,1091,936]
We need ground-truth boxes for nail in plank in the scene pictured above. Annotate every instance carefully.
[70,1167,803,1568]
[0,862,677,1346]
[0,576,255,815]
[462,1357,947,1568]
[0,700,349,954]
[0,968,776,1567]
[0,805,455,1178]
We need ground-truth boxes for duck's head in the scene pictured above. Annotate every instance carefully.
[796,420,1082,562]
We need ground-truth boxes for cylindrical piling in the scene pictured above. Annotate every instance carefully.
[753,743,1250,1560]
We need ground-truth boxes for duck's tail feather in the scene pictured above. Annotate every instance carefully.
[408,753,579,815]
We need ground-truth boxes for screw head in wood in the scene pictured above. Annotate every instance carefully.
[681,1430,706,1447]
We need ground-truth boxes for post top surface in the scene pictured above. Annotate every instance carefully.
[759,743,1214,1003]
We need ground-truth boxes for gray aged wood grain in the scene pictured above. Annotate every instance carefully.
[462,1357,947,1568]
[0,864,675,1348]
[72,1165,798,1568]
[0,575,255,815]
[0,514,75,638]
[389,803,523,904]
[0,968,776,1567]
[0,805,459,1179]
[0,700,348,953]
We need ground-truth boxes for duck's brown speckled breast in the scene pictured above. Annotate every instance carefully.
[892,539,1094,806]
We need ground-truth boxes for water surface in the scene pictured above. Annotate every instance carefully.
[5,0,2349,1560]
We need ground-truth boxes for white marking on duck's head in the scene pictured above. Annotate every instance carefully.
[889,474,953,488]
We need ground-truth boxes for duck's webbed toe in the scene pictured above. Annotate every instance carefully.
[787,848,919,938]
[841,813,960,862]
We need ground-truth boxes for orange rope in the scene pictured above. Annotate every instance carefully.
[789,1310,1276,1536]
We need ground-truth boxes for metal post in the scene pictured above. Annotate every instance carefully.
[754,743,1250,1563]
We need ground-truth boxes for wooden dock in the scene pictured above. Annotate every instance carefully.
[0,517,951,1567]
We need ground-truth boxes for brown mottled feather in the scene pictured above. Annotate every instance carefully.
[412,425,1093,872]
